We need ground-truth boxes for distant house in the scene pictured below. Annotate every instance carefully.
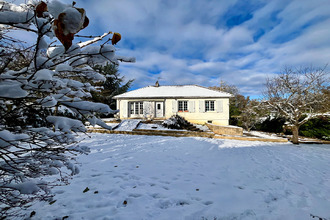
[113,85,232,126]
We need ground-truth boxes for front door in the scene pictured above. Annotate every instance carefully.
[155,102,164,118]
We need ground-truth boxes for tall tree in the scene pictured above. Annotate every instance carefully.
[210,81,255,127]
[0,0,134,217]
[264,66,329,144]
[92,64,134,111]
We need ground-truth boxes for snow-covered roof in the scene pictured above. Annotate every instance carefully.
[113,85,232,99]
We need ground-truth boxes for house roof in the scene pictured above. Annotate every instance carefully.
[113,85,232,99]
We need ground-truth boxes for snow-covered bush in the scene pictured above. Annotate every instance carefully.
[0,0,134,216]
[162,115,189,129]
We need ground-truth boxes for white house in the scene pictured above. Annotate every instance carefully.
[113,85,232,126]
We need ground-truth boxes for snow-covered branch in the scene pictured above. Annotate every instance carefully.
[0,0,135,217]
[264,65,329,143]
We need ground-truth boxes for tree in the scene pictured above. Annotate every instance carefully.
[210,81,260,127]
[0,0,134,217]
[91,63,134,111]
[264,66,329,144]
[239,98,266,131]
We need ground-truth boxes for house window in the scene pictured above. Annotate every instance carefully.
[140,102,143,114]
[205,100,215,112]
[135,102,139,114]
[130,102,143,115]
[178,101,188,112]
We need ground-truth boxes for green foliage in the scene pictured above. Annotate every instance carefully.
[92,63,134,110]
[299,116,330,140]
[255,117,286,133]
[229,105,240,125]
[1,100,53,131]
[255,116,330,140]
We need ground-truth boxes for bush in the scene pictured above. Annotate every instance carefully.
[299,116,330,140]
[162,115,189,129]
[255,117,286,133]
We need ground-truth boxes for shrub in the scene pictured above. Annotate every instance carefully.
[299,116,330,140]
[162,115,189,129]
[255,117,286,133]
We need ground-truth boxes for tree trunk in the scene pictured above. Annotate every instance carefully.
[291,125,299,144]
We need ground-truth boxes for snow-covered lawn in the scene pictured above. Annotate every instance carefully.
[26,134,330,220]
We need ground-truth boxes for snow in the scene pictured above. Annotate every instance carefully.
[100,44,115,60]
[35,56,54,69]
[37,95,57,107]
[0,130,29,148]
[23,134,330,219]
[7,181,40,195]
[246,131,285,139]
[113,85,233,99]
[47,46,65,58]
[47,0,70,19]
[0,80,28,98]
[60,7,85,35]
[0,8,34,24]
[88,116,113,130]
[33,69,54,81]
[46,116,86,133]
[62,100,118,114]
[115,119,141,131]
[55,63,73,72]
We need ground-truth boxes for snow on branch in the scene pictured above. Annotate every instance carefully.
[263,65,329,143]
[0,0,135,216]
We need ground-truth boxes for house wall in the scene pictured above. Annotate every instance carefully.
[116,99,164,120]
[165,98,230,126]
[116,98,230,126]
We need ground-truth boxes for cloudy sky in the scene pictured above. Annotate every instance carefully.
[21,0,330,97]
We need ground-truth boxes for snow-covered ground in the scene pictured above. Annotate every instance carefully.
[24,134,330,220]
[245,131,285,139]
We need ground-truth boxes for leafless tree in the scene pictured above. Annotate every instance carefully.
[240,99,266,132]
[264,65,329,144]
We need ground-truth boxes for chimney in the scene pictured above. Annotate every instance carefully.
[155,80,159,87]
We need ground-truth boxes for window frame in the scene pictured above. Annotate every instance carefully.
[205,100,215,112]
[178,100,188,112]
[129,101,143,116]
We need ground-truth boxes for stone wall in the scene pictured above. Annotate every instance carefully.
[206,123,243,136]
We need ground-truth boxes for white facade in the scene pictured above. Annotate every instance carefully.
[113,85,232,126]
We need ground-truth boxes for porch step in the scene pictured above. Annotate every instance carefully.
[177,116,204,132]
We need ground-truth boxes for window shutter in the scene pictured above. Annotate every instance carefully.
[199,100,205,113]
[122,101,128,117]
[216,100,223,113]
[172,100,177,113]
[189,101,195,113]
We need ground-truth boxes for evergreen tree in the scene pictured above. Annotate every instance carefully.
[92,64,134,111]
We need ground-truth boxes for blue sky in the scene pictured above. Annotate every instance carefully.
[18,0,330,97]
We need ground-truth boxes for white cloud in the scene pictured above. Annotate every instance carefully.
[70,0,330,96]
